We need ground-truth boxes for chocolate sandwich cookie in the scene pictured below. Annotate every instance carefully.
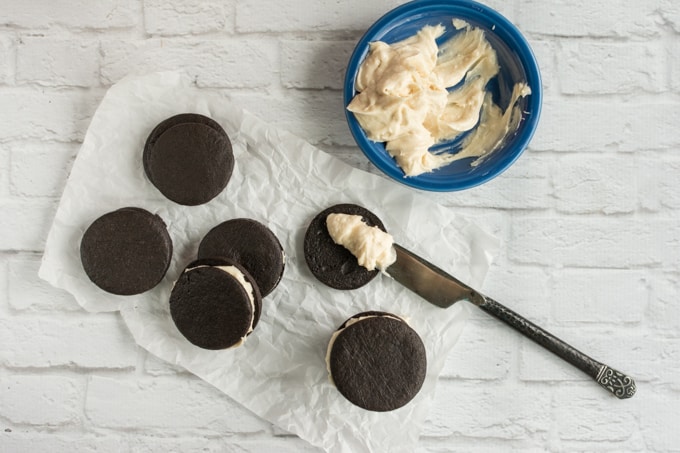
[198,218,285,297]
[169,257,263,350]
[304,204,386,290]
[326,311,427,412]
[80,207,173,296]
[143,113,234,206]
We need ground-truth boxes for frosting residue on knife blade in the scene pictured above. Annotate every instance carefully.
[347,20,531,177]
[326,213,396,272]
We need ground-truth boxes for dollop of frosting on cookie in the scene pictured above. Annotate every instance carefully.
[326,213,396,272]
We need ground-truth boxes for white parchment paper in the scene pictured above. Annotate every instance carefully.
[39,72,499,453]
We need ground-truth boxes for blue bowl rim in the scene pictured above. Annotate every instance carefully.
[343,0,543,192]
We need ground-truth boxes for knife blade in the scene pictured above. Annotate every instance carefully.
[386,243,474,308]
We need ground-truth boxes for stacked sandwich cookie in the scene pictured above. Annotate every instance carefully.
[170,257,263,350]
[169,218,285,350]
[326,311,427,412]
[143,113,234,206]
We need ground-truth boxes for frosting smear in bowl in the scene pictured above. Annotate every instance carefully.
[347,20,531,177]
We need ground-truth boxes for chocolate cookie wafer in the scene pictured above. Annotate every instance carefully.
[169,257,262,350]
[198,218,285,297]
[304,204,386,290]
[80,207,172,296]
[143,113,234,206]
[326,311,427,412]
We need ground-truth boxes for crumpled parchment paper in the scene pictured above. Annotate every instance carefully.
[39,72,499,453]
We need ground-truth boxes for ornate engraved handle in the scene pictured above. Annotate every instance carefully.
[470,292,636,399]
[596,366,636,399]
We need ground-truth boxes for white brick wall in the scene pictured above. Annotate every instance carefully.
[17,38,101,87]
[143,0,230,36]
[85,375,271,432]
[100,38,280,88]
[1,0,139,30]
[1,0,678,452]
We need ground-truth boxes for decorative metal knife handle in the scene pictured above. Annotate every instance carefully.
[470,292,636,399]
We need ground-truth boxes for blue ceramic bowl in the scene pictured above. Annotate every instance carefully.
[344,0,542,192]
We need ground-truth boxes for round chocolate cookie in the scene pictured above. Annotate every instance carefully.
[198,218,285,297]
[143,114,234,206]
[188,257,264,330]
[304,204,386,290]
[80,207,173,296]
[327,311,427,412]
[169,257,263,350]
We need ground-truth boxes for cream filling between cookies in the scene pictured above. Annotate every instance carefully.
[186,264,256,347]
[325,314,405,386]
[326,213,397,272]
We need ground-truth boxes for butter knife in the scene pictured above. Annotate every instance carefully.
[387,244,636,399]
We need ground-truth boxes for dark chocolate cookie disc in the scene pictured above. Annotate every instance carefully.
[190,257,264,330]
[80,207,173,296]
[143,114,234,206]
[303,204,386,290]
[169,257,263,350]
[198,218,285,297]
[327,311,427,412]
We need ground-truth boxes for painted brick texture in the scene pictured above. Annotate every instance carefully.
[1,0,678,452]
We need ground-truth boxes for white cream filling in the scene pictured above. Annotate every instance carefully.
[186,264,256,348]
[325,314,405,386]
[347,19,531,177]
[326,213,397,272]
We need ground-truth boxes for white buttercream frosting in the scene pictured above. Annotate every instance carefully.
[326,213,396,272]
[347,20,531,177]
